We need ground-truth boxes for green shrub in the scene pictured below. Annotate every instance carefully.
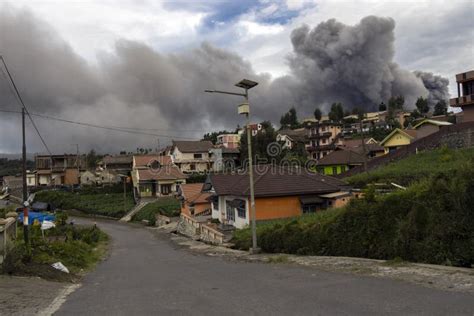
[346,147,474,188]
[232,164,474,267]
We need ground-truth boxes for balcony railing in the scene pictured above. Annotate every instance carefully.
[450,94,474,107]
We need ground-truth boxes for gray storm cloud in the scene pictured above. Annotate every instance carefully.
[286,16,449,111]
[0,8,449,153]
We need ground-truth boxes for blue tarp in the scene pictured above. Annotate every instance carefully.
[18,212,56,224]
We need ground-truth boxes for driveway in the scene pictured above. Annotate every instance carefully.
[55,219,474,315]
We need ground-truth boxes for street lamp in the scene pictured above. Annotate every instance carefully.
[205,79,260,254]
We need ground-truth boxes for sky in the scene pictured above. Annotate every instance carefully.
[0,0,473,154]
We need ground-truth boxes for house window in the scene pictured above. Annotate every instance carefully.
[332,166,338,175]
[194,153,202,159]
[341,165,346,173]
[235,199,246,219]
[161,184,172,195]
[302,204,318,214]
[212,199,218,210]
[190,163,196,171]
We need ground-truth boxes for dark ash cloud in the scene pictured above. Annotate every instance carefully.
[0,8,449,153]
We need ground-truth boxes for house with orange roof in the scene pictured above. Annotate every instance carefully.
[178,183,211,217]
[131,155,187,198]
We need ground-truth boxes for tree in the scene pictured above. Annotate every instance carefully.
[240,121,284,164]
[280,107,299,129]
[328,103,344,122]
[433,100,448,116]
[379,102,387,111]
[415,97,429,116]
[86,149,98,169]
[388,95,405,112]
[313,108,322,121]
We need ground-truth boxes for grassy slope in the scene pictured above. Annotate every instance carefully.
[346,147,474,187]
[34,190,135,218]
[232,147,474,267]
[132,197,180,223]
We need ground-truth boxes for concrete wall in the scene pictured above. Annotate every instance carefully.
[416,124,439,139]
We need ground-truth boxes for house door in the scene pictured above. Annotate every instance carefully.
[151,182,157,197]
[225,201,235,222]
[161,184,172,196]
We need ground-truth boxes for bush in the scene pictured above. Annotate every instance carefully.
[346,147,474,188]
[232,165,474,267]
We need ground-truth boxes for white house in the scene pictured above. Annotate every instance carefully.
[171,141,213,173]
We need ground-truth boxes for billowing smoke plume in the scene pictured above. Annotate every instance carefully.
[414,71,450,106]
[286,16,449,111]
[0,8,449,153]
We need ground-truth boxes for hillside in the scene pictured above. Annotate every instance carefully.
[233,163,474,267]
[345,147,474,187]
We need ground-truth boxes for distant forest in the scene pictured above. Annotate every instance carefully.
[0,158,34,177]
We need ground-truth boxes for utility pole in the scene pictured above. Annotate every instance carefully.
[21,107,29,245]
[205,79,260,253]
[123,176,127,215]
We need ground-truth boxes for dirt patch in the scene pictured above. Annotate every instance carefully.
[157,227,474,294]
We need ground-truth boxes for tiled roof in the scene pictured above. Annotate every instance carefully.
[180,183,211,204]
[134,155,172,168]
[172,141,213,153]
[209,165,350,198]
[278,128,307,142]
[317,149,365,166]
[137,165,186,181]
[103,155,132,165]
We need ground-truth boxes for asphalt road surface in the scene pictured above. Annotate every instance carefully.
[55,219,474,315]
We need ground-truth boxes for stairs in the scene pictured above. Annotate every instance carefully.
[119,201,150,222]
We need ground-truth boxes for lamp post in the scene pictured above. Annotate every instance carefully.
[205,79,260,253]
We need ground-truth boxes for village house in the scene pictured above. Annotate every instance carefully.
[209,147,240,172]
[35,154,85,186]
[305,121,343,160]
[216,133,240,149]
[450,70,474,122]
[379,128,417,154]
[131,155,187,199]
[178,183,211,217]
[276,128,307,149]
[203,165,352,229]
[340,138,385,158]
[171,141,213,173]
[412,119,453,139]
[96,169,121,185]
[97,155,133,175]
[80,170,96,186]
[316,149,366,175]
[26,171,36,187]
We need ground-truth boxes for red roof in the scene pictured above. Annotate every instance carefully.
[134,155,172,168]
[137,165,186,181]
[180,183,211,204]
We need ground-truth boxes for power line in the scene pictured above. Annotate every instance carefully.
[0,108,199,140]
[0,56,52,155]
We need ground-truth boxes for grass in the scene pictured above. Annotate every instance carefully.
[131,197,181,224]
[346,147,474,187]
[2,221,109,281]
[232,208,345,251]
[267,255,290,264]
[34,189,135,218]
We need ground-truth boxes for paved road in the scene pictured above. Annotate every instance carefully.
[55,219,474,315]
